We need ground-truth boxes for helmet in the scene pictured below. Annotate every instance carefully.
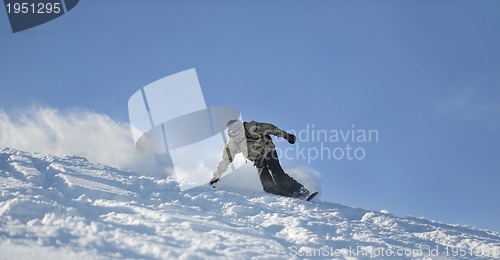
[226,119,244,141]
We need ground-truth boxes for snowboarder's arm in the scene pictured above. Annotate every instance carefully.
[249,121,296,144]
[212,143,234,181]
[251,122,288,138]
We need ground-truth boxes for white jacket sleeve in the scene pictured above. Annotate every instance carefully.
[213,142,237,179]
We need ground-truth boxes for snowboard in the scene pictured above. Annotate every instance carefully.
[306,192,319,202]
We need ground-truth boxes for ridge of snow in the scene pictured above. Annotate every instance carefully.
[1,147,499,259]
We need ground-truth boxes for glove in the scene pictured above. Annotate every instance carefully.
[209,176,220,186]
[286,133,296,144]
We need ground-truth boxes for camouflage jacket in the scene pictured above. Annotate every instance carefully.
[213,121,289,179]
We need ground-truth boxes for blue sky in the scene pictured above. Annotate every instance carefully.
[1,1,500,232]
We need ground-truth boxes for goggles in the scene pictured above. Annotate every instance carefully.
[227,121,242,138]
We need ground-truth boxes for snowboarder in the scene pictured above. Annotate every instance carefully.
[209,119,317,201]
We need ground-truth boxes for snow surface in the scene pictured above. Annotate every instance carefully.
[1,147,500,259]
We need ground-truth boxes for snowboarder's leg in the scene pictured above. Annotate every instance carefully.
[258,165,284,196]
[263,150,309,199]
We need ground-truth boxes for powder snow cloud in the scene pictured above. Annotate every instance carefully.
[0,106,168,178]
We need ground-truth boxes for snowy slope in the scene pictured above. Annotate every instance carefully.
[1,147,499,259]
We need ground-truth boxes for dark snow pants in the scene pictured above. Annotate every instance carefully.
[256,150,309,199]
